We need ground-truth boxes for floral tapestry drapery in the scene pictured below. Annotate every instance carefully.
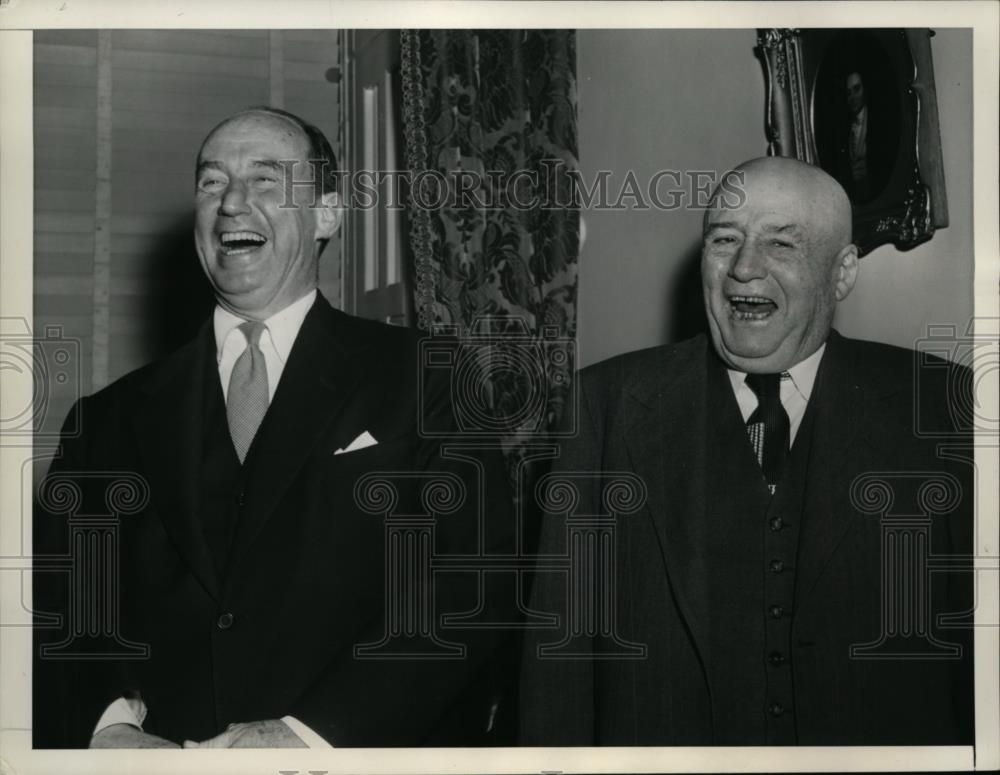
[399,29,580,485]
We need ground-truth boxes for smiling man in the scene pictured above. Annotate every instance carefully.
[34,108,513,749]
[519,156,973,745]
[701,157,858,376]
[193,110,340,322]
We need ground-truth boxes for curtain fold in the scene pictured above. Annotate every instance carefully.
[401,29,580,492]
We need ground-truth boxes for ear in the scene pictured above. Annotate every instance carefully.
[314,191,343,240]
[832,243,859,301]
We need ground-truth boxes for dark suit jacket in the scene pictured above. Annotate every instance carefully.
[519,330,974,745]
[34,294,515,747]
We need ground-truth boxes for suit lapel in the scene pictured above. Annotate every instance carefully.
[624,338,711,662]
[133,323,221,601]
[795,331,892,604]
[225,297,368,574]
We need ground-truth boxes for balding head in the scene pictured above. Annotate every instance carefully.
[705,156,853,246]
[701,156,859,373]
[198,106,339,199]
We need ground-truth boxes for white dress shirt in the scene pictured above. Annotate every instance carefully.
[214,289,317,401]
[726,342,826,446]
[93,288,331,748]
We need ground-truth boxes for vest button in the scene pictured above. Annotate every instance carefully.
[768,702,785,717]
[236,491,245,507]
[769,605,784,619]
[769,517,784,531]
[769,559,785,573]
[768,650,785,665]
[217,612,235,630]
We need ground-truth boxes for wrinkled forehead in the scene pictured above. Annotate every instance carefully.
[197,111,310,163]
[705,175,816,231]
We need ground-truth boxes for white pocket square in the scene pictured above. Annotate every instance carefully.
[335,431,378,455]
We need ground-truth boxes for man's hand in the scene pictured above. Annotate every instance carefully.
[183,719,306,748]
[90,723,180,748]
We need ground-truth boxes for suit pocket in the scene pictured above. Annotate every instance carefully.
[330,434,409,461]
[324,438,416,491]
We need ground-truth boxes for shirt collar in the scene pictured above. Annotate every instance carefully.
[784,342,826,403]
[213,289,317,365]
[726,341,827,403]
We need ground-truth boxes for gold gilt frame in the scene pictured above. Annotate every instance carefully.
[756,28,949,256]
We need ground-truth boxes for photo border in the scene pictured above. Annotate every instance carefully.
[1,2,997,774]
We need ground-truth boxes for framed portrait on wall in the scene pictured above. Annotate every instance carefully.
[756,28,949,256]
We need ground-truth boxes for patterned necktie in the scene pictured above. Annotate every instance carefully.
[227,320,269,464]
[744,372,790,491]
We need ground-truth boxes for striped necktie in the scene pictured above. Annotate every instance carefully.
[744,372,790,492]
[227,320,269,464]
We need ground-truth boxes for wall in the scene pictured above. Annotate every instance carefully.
[33,29,340,446]
[575,28,973,368]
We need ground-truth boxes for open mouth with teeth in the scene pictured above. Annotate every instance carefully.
[219,231,268,256]
[728,294,778,320]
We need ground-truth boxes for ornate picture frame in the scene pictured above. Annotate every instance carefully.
[756,28,948,256]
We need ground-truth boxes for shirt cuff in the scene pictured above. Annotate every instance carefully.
[281,715,333,748]
[92,696,148,737]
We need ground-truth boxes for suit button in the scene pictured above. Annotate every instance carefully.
[768,702,785,717]
[768,651,785,665]
[769,559,785,573]
[217,612,235,630]
[769,517,784,531]
[769,605,784,619]
[236,492,245,507]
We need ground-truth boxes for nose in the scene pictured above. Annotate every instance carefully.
[729,238,766,282]
[218,180,250,216]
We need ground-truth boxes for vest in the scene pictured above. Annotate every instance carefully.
[702,357,817,744]
[199,349,252,583]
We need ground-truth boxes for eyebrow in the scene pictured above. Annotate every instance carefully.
[761,224,805,237]
[195,159,286,176]
[703,220,741,235]
[703,221,806,239]
[249,159,285,172]
[196,160,224,177]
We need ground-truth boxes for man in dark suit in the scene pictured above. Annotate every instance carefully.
[34,107,513,748]
[519,156,973,745]
[834,69,896,204]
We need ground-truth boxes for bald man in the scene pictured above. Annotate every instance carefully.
[34,107,514,748]
[518,157,973,745]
